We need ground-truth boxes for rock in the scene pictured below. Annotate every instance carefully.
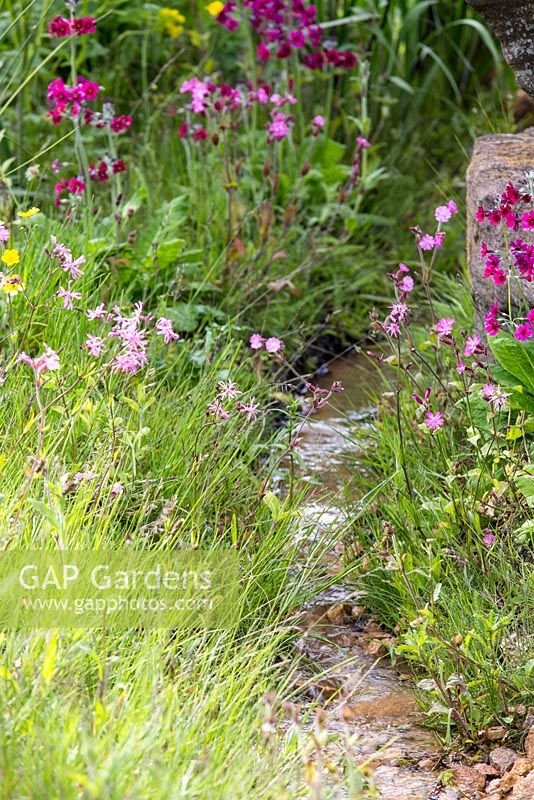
[325,603,345,624]
[466,1,534,96]
[500,758,533,793]
[451,763,487,793]
[474,764,499,779]
[485,795,502,800]
[351,604,366,618]
[489,747,519,775]
[524,726,534,761]
[487,726,507,742]
[485,777,501,793]
[511,770,534,800]
[466,129,534,332]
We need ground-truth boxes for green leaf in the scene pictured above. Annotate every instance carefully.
[489,333,534,395]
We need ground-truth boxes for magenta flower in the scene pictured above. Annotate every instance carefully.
[72,17,96,35]
[265,337,283,353]
[155,317,180,344]
[447,200,458,214]
[424,411,444,431]
[356,136,370,149]
[514,323,533,341]
[435,317,455,340]
[522,210,534,230]
[49,16,71,37]
[456,360,466,374]
[313,115,325,128]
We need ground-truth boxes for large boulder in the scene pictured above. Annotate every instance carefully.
[466,128,534,329]
[467,1,534,96]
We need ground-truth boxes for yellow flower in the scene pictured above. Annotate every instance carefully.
[1,274,24,295]
[158,7,185,37]
[1,249,20,267]
[206,1,224,15]
[17,207,40,218]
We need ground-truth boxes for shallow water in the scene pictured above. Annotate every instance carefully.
[294,351,457,799]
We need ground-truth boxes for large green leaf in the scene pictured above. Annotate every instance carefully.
[489,333,534,395]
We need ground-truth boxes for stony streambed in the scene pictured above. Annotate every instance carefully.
[292,351,459,799]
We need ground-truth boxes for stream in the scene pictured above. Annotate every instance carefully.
[293,351,458,800]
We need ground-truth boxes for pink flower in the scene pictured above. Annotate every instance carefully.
[482,383,497,401]
[265,337,283,353]
[238,397,259,419]
[313,115,325,128]
[418,234,435,251]
[398,275,414,293]
[19,345,60,376]
[217,380,241,399]
[447,200,458,214]
[514,323,533,341]
[57,286,82,310]
[522,210,534,230]
[482,529,496,548]
[155,317,180,344]
[435,317,455,340]
[456,360,466,374]
[356,136,370,149]
[464,334,482,357]
[74,470,98,482]
[85,334,106,356]
[249,333,264,350]
[527,309,534,324]
[424,411,444,431]
[87,303,107,320]
[434,205,452,223]
[111,482,124,497]
[0,224,9,243]
[268,112,292,142]
[207,400,229,420]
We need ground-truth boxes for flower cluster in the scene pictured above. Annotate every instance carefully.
[49,15,96,38]
[212,1,356,70]
[207,381,260,421]
[477,182,533,288]
[476,181,532,231]
[158,7,186,38]
[178,78,297,143]
[19,345,60,379]
[249,333,284,353]
[47,76,100,125]
[45,16,132,209]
